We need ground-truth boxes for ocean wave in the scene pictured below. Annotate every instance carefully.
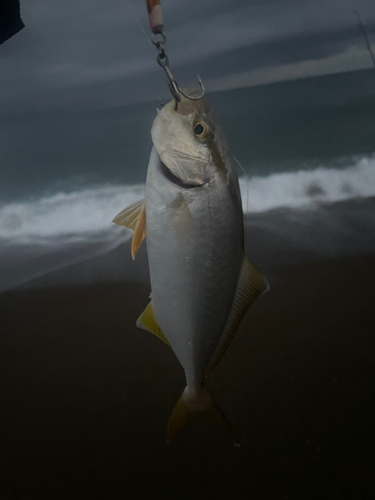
[0,156,374,245]
[239,155,375,213]
[0,184,145,245]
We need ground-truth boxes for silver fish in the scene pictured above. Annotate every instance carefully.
[113,95,269,444]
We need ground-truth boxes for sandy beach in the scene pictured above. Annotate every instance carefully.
[1,198,375,499]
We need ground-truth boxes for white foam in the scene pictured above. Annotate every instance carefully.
[0,184,145,244]
[239,156,375,213]
[0,156,374,245]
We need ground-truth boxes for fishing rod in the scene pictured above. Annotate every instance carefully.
[145,0,205,109]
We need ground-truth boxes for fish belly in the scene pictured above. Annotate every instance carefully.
[145,160,243,386]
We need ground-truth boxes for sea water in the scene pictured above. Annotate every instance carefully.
[1,69,375,290]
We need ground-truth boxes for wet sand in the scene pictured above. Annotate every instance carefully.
[1,203,375,499]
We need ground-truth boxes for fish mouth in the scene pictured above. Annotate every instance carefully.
[158,155,201,189]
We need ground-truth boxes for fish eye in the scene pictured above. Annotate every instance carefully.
[193,122,207,139]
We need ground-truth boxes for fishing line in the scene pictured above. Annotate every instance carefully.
[127,0,166,106]
[193,104,250,217]
[233,156,250,216]
[126,0,153,47]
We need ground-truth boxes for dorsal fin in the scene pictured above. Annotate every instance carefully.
[206,257,269,375]
[136,301,170,347]
[112,199,146,259]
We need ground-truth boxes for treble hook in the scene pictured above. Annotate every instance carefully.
[152,32,205,110]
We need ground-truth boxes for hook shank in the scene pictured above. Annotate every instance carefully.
[151,30,205,109]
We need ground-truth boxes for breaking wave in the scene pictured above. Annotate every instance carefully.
[0,184,145,245]
[0,156,374,245]
[238,155,375,213]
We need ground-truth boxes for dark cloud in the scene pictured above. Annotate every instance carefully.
[0,0,374,113]
[185,23,375,83]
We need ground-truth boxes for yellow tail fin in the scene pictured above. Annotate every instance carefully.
[167,386,240,445]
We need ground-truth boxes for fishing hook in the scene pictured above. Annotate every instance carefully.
[152,32,205,110]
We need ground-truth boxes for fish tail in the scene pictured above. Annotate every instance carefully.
[167,385,240,445]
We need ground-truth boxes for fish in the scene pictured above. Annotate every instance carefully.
[112,94,269,444]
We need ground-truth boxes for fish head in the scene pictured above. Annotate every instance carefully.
[151,95,230,187]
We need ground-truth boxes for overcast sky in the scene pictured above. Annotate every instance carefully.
[1,0,374,113]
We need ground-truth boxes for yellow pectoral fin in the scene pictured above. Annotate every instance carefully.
[112,199,146,259]
[130,204,146,260]
[206,256,269,375]
[136,301,170,347]
[112,199,144,229]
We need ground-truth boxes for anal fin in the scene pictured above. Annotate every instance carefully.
[206,257,269,375]
[136,301,170,347]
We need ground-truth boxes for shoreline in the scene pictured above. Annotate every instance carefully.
[3,195,374,293]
